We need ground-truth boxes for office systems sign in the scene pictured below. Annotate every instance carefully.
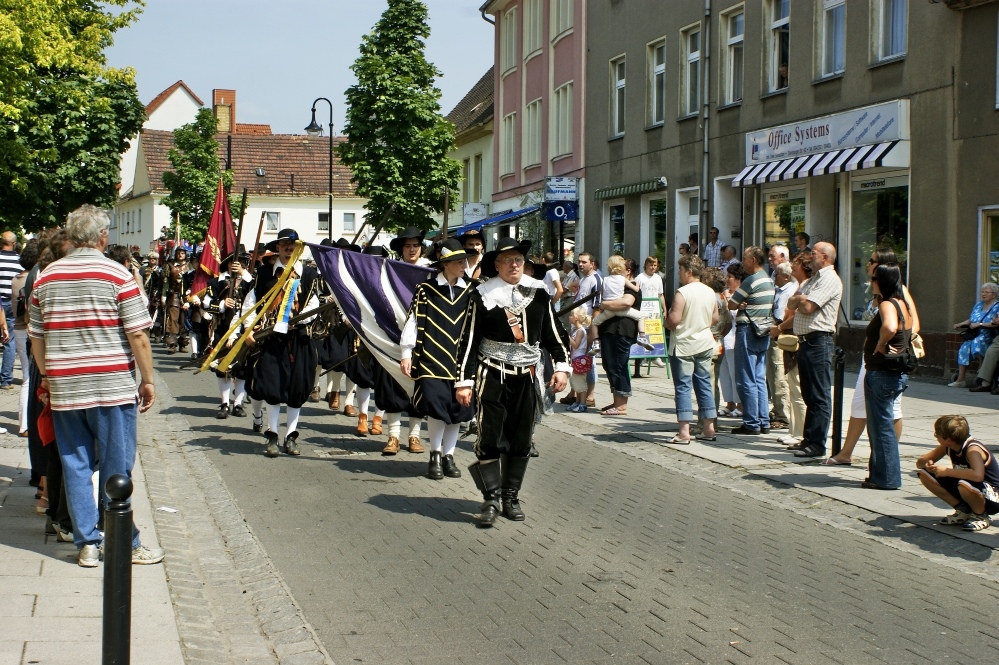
[545,177,578,201]
[746,100,909,164]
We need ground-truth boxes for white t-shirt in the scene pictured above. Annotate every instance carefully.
[601,274,626,301]
[635,272,664,301]
[576,272,601,315]
[542,268,560,297]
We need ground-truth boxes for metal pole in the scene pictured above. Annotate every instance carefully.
[103,474,133,665]
[831,346,845,456]
[327,120,333,241]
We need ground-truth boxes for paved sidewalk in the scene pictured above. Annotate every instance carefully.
[0,385,182,665]
[557,362,999,552]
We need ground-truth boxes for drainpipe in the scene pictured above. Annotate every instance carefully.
[480,4,495,25]
[700,0,712,244]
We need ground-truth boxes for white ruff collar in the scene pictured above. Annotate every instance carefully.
[478,275,546,312]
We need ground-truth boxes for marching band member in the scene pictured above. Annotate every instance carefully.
[203,250,252,419]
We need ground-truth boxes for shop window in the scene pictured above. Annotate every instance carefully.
[983,211,999,285]
[610,204,625,257]
[763,187,806,251]
[648,39,666,126]
[849,176,909,319]
[821,0,846,77]
[722,9,744,104]
[650,198,669,269]
[610,56,626,137]
[767,0,790,92]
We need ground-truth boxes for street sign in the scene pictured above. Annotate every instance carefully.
[462,202,489,225]
[542,201,578,221]
[545,176,578,201]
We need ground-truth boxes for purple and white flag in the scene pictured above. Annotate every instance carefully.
[309,243,433,396]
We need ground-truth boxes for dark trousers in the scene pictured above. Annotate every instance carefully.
[797,333,834,449]
[473,366,537,459]
[600,333,634,397]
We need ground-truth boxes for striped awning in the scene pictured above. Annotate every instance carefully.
[731,140,909,187]
[594,177,667,200]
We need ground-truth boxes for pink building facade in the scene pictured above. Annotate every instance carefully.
[481,0,586,252]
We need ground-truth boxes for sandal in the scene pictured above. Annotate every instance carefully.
[666,435,692,444]
[821,457,852,466]
[601,407,628,416]
[599,403,616,413]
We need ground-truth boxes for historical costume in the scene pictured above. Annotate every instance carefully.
[457,237,571,527]
[401,239,477,479]
[143,252,164,339]
[239,229,321,457]
[162,261,189,354]
[202,250,253,419]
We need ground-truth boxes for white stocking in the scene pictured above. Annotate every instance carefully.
[286,406,301,433]
[426,418,445,453]
[233,379,247,405]
[356,387,371,415]
[326,370,343,395]
[407,417,422,439]
[387,412,402,438]
[251,398,264,419]
[344,379,356,406]
[266,403,281,434]
[217,376,231,406]
[442,424,461,457]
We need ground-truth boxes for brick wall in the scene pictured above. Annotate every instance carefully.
[836,327,972,380]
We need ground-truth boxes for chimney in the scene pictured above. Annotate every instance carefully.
[212,89,236,134]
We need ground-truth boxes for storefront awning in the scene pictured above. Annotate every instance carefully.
[593,177,667,200]
[450,205,539,236]
[731,140,909,187]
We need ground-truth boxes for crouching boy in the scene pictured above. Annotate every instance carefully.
[916,415,999,532]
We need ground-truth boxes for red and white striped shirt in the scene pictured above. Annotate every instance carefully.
[28,248,151,410]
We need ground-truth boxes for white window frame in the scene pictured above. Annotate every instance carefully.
[501,8,518,73]
[820,0,846,77]
[610,55,626,138]
[501,112,517,175]
[473,154,483,202]
[523,0,542,58]
[647,39,666,126]
[551,82,573,159]
[265,211,280,231]
[873,0,907,62]
[318,212,329,232]
[523,98,542,168]
[551,0,573,40]
[721,8,744,104]
[137,209,141,233]
[343,212,356,232]
[767,0,790,92]
[681,23,701,117]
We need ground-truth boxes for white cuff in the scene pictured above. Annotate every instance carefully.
[455,380,474,388]
[553,362,571,374]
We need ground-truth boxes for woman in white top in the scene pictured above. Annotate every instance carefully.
[664,255,719,444]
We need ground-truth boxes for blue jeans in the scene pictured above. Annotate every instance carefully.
[735,324,770,430]
[797,333,834,449]
[1,299,14,385]
[600,333,633,397]
[865,370,908,489]
[670,349,717,422]
[52,404,141,549]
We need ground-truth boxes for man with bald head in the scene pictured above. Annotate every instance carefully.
[0,231,21,389]
[785,241,843,458]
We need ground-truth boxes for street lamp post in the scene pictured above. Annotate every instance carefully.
[305,98,334,241]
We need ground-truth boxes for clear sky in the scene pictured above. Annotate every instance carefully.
[106,0,495,135]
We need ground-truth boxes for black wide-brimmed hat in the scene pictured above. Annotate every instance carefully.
[480,237,532,278]
[220,245,249,270]
[335,237,362,253]
[389,226,426,254]
[431,238,476,269]
[264,228,300,252]
[456,228,485,244]
[363,244,389,258]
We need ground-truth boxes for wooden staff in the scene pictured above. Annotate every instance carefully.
[248,212,265,274]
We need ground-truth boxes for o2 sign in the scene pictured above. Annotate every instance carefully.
[542,201,577,222]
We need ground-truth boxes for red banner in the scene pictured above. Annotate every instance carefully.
[190,180,236,296]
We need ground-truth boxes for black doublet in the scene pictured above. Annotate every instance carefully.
[205,274,251,378]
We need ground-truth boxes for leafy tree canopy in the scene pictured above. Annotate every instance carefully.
[338,0,460,234]
[161,108,234,243]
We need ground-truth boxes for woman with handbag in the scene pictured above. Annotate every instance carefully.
[949,282,999,387]
[863,264,914,490]
[825,247,919,465]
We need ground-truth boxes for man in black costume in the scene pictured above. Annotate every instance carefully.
[457,237,570,527]
[203,249,252,419]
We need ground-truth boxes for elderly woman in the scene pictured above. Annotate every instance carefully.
[774,251,813,449]
[664,255,718,443]
[950,282,999,387]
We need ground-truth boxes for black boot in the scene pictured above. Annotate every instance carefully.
[283,430,301,456]
[427,451,444,480]
[500,454,529,521]
[441,454,461,478]
[468,460,501,527]
[264,431,280,457]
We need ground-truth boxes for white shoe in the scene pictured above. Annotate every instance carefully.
[131,545,165,565]
[78,544,100,568]
[653,358,666,368]
[947,380,965,388]
[779,435,801,445]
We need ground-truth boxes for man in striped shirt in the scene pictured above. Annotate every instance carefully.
[0,231,21,389]
[728,246,776,435]
[28,205,163,568]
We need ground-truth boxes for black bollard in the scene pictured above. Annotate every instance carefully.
[103,474,133,665]
[831,347,846,456]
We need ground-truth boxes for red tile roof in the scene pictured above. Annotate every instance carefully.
[145,80,205,115]
[446,67,494,137]
[134,129,358,198]
[234,123,273,135]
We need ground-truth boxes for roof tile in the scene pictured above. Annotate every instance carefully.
[446,67,494,136]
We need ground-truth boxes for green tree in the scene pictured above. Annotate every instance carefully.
[0,0,144,219]
[339,0,460,233]
[161,108,234,244]
[0,69,145,232]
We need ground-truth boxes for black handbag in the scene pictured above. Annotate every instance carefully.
[881,300,917,374]
[961,327,979,342]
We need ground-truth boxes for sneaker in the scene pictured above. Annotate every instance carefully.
[962,513,991,531]
[78,544,100,568]
[778,435,801,445]
[131,545,165,565]
[947,380,966,388]
[587,340,601,356]
[941,508,973,525]
[653,358,666,368]
[637,334,654,351]
[54,523,75,543]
